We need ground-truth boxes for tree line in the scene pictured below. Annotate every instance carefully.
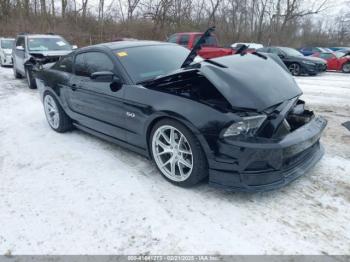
[0,0,349,48]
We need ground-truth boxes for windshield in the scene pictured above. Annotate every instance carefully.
[115,45,190,83]
[279,47,303,57]
[1,39,14,49]
[28,37,72,51]
[335,51,346,58]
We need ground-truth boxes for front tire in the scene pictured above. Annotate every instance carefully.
[150,119,208,187]
[13,66,22,79]
[43,92,72,133]
[25,68,37,89]
[288,63,301,76]
[342,62,350,73]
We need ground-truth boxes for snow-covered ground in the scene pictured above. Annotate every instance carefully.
[0,67,349,255]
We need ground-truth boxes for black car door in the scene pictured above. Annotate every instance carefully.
[66,51,126,141]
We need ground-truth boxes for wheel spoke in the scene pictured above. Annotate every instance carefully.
[160,130,170,144]
[170,128,175,145]
[157,140,170,150]
[177,161,185,177]
[161,157,172,168]
[179,157,192,168]
[170,158,176,176]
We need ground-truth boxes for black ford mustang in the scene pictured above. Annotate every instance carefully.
[35,36,327,191]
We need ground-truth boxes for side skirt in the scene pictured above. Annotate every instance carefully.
[73,123,150,159]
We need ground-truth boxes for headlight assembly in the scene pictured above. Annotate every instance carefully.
[302,60,316,66]
[223,115,267,137]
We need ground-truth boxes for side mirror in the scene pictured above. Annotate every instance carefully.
[16,46,24,51]
[90,71,122,92]
[72,45,78,50]
[91,71,114,81]
[278,53,285,58]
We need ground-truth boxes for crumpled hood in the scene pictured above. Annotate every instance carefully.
[29,50,72,57]
[200,54,302,112]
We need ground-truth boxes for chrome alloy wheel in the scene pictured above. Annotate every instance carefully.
[289,63,300,76]
[152,125,193,182]
[44,95,60,129]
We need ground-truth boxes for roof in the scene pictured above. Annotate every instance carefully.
[90,40,176,50]
[17,34,64,38]
[0,38,15,40]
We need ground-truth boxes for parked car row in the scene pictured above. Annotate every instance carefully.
[166,32,350,75]
[0,33,76,89]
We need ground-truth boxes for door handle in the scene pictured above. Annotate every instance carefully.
[71,84,77,91]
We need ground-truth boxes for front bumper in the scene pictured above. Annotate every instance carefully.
[208,116,327,192]
[302,63,326,74]
[1,56,13,66]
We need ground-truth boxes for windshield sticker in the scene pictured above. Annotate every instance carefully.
[117,51,128,57]
[56,41,66,46]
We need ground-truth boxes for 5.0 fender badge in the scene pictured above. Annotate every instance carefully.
[126,112,136,118]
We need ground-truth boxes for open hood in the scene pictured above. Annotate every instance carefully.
[199,54,302,112]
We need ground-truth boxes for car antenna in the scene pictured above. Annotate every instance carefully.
[181,26,216,68]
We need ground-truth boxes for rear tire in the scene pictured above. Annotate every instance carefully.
[150,119,208,187]
[25,68,37,89]
[342,62,350,73]
[43,92,72,133]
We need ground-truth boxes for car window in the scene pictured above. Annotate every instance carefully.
[258,47,269,53]
[1,39,14,49]
[74,52,114,77]
[270,48,281,55]
[167,34,177,43]
[16,37,25,49]
[312,47,320,52]
[303,47,311,52]
[55,55,73,73]
[319,53,334,59]
[28,37,71,51]
[194,35,218,46]
[115,45,190,83]
[179,35,189,46]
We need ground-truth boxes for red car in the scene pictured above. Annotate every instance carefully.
[312,51,350,73]
[167,32,233,59]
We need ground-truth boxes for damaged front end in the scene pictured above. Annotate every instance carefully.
[142,50,327,191]
[25,53,63,72]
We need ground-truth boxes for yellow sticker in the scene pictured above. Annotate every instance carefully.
[117,51,128,57]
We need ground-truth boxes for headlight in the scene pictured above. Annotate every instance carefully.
[302,60,315,66]
[223,115,267,137]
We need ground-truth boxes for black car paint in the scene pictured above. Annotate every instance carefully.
[35,41,327,191]
[258,47,327,75]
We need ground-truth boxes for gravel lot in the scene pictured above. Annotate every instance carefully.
[0,66,349,255]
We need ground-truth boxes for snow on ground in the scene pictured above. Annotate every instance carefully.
[0,67,349,255]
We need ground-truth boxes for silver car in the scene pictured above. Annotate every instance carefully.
[13,33,74,89]
[0,38,15,67]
